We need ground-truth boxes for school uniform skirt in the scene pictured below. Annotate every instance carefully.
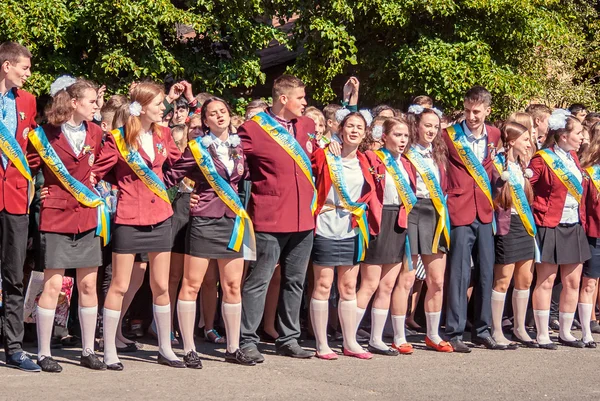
[537,223,591,265]
[407,198,447,256]
[113,218,173,254]
[41,228,102,269]
[363,205,407,265]
[495,215,535,265]
[584,237,600,278]
[186,216,242,259]
[312,235,359,267]
[171,192,191,254]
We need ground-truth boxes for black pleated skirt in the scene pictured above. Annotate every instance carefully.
[407,198,447,255]
[494,215,535,264]
[584,237,600,278]
[41,228,102,269]
[113,218,173,254]
[186,216,243,259]
[312,235,358,267]
[171,192,191,254]
[537,223,591,265]
[363,205,407,265]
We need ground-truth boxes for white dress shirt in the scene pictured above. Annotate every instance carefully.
[462,122,488,163]
[61,122,87,156]
[383,153,410,206]
[554,146,582,224]
[506,159,525,215]
[412,144,440,199]
[210,132,234,175]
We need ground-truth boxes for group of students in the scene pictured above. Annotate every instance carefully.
[0,40,599,374]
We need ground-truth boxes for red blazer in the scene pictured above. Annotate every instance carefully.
[529,146,587,228]
[28,123,103,234]
[238,114,316,233]
[93,126,181,226]
[312,148,380,236]
[1,89,37,215]
[363,150,416,229]
[584,169,600,238]
[442,123,501,226]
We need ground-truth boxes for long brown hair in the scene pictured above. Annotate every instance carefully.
[494,122,534,210]
[113,81,164,149]
[507,112,535,157]
[407,109,448,167]
[45,79,97,126]
[580,122,600,168]
[542,115,580,149]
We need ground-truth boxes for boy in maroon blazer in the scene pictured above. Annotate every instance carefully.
[237,75,316,362]
[0,42,40,371]
[442,86,506,352]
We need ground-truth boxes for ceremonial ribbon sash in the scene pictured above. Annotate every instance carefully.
[0,120,34,212]
[586,164,600,196]
[447,123,496,233]
[28,127,110,245]
[188,137,256,261]
[493,153,540,262]
[109,128,170,205]
[251,112,317,215]
[537,148,583,203]
[405,146,451,253]
[324,150,370,261]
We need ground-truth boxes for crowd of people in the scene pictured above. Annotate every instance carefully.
[1,40,600,374]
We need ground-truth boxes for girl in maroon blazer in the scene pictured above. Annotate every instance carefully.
[27,77,106,372]
[163,97,255,367]
[93,82,182,369]
[357,116,415,356]
[578,122,600,348]
[529,110,590,350]
[490,122,535,349]
[309,112,379,360]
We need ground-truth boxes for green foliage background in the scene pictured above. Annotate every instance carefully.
[2,0,600,117]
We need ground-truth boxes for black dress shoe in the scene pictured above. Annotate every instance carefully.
[81,352,107,370]
[157,353,186,368]
[472,336,508,350]
[449,339,472,353]
[584,341,597,349]
[117,342,143,353]
[590,321,600,334]
[225,349,257,366]
[183,350,203,369]
[38,356,62,373]
[538,342,558,350]
[275,343,315,359]
[511,333,540,348]
[106,362,124,371]
[240,346,265,363]
[558,337,585,348]
[367,344,399,356]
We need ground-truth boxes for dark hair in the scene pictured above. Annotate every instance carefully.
[569,103,587,114]
[407,109,447,167]
[200,97,233,134]
[581,122,600,168]
[372,104,396,118]
[0,42,32,66]
[246,99,268,112]
[542,115,581,149]
[339,112,368,146]
[323,104,342,121]
[583,112,600,129]
[272,74,305,100]
[45,78,97,126]
[464,85,492,107]
[174,97,189,110]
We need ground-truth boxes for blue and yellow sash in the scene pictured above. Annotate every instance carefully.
[251,112,317,215]
[110,128,170,205]
[538,148,583,203]
[324,150,369,262]
[405,146,451,253]
[0,120,34,211]
[28,127,110,245]
[493,153,540,262]
[188,137,256,260]
[447,123,496,232]
[586,164,600,196]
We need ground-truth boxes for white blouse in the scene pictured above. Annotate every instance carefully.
[383,153,410,206]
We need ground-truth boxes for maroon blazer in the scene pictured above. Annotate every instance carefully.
[93,125,181,226]
[28,123,103,234]
[1,89,37,215]
[442,123,501,226]
[312,148,380,236]
[164,133,247,218]
[584,170,600,238]
[363,150,416,229]
[529,146,587,228]
[238,114,316,233]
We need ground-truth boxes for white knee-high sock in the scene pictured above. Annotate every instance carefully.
[533,309,551,345]
[79,306,98,355]
[103,308,121,365]
[153,303,179,361]
[392,315,407,345]
[512,289,532,341]
[425,311,443,345]
[222,302,241,354]
[310,298,332,355]
[356,307,366,332]
[369,308,389,350]
[177,300,196,353]
[491,290,509,344]
[36,306,55,359]
[578,303,594,343]
[338,299,363,353]
[559,311,577,342]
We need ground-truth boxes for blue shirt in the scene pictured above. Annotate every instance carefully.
[0,89,17,169]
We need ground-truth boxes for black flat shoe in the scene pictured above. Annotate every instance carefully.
[38,356,62,373]
[225,349,257,366]
[449,339,472,353]
[511,334,539,348]
[367,345,399,356]
[558,337,585,348]
[240,346,265,363]
[81,352,107,370]
[183,350,203,369]
[472,336,508,350]
[584,341,597,349]
[106,362,124,371]
[117,342,143,353]
[157,353,186,368]
[538,342,558,350]
[275,343,314,359]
